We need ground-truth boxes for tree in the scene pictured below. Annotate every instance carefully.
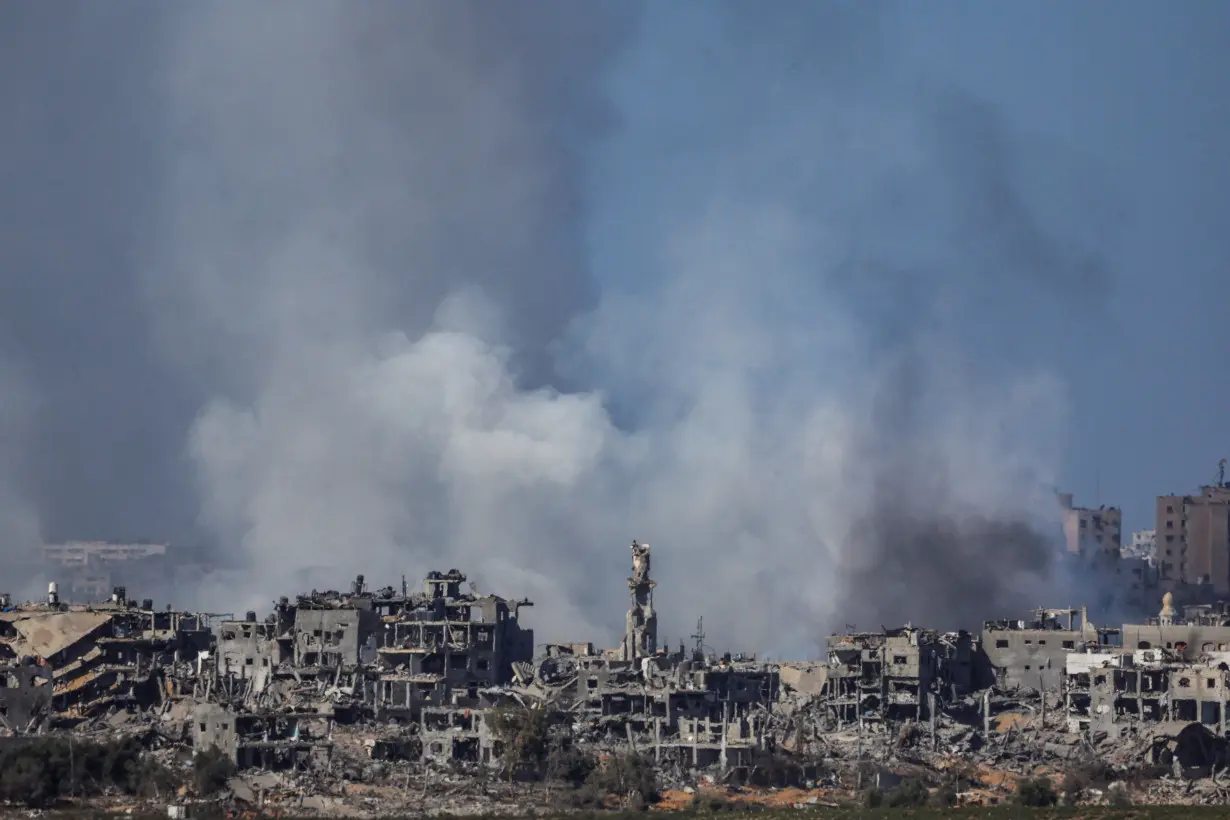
[1015,776,1057,807]
[487,706,552,780]
[193,746,236,796]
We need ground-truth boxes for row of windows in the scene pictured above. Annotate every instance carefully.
[994,638,1075,649]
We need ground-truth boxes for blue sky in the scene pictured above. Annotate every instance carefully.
[590,2,1230,537]
[0,1,1227,639]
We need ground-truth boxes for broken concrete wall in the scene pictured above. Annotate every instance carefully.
[292,608,381,668]
[194,703,239,760]
[779,663,826,697]
[981,627,1081,690]
[0,658,52,732]
[217,617,285,684]
[1168,665,1229,729]
[421,706,494,765]
[1122,624,1230,660]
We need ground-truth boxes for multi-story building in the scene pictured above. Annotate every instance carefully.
[213,570,536,726]
[374,568,535,723]
[41,541,171,601]
[1156,485,1230,592]
[1123,529,1157,563]
[823,626,953,722]
[981,608,1110,691]
[1057,493,1122,557]
[0,585,212,723]
[42,541,169,566]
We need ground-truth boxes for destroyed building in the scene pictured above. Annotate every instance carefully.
[369,568,534,725]
[204,566,539,769]
[981,607,1116,690]
[0,657,52,732]
[193,702,334,770]
[0,584,212,728]
[1060,592,1230,741]
[822,627,946,726]
[514,543,787,772]
[20,533,1230,815]
[1120,594,1230,659]
[216,574,382,682]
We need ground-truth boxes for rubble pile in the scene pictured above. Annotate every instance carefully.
[5,547,1230,813]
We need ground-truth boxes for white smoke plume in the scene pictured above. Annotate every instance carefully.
[1,2,1113,655]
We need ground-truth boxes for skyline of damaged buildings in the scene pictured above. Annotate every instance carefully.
[6,536,1230,788]
[32,470,1230,636]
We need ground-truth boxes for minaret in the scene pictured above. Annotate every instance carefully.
[1159,591,1176,626]
[623,540,658,661]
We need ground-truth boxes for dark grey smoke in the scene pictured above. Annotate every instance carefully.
[818,87,1118,630]
[0,2,199,545]
[569,2,1118,650]
[0,1,640,593]
[826,345,1056,630]
[820,94,1117,630]
[839,512,1057,631]
[0,1,1124,655]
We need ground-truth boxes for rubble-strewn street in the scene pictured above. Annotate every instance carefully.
[5,542,1230,815]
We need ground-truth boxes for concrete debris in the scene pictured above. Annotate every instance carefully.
[5,545,1230,813]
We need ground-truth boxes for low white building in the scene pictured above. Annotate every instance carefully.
[1122,529,1156,564]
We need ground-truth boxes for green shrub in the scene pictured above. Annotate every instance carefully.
[744,749,823,788]
[560,784,605,809]
[487,707,552,778]
[930,784,958,807]
[1060,770,1086,801]
[885,778,929,808]
[861,787,883,808]
[546,738,595,787]
[688,792,758,813]
[192,746,236,796]
[1015,776,1058,807]
[583,752,659,805]
[0,735,177,808]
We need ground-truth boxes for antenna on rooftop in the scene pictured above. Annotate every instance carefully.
[690,617,705,657]
[1218,458,1227,488]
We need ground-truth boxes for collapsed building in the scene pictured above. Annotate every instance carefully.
[201,568,538,768]
[0,585,212,729]
[1061,592,1230,741]
[981,607,1111,690]
[821,626,975,727]
[524,542,781,771]
[193,541,797,774]
[10,539,1230,805]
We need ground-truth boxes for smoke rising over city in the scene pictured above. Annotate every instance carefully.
[4,2,1225,655]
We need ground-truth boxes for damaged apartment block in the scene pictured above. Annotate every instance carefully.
[981,607,1116,691]
[822,626,973,728]
[528,542,782,772]
[0,584,212,728]
[1060,592,1230,740]
[204,567,536,770]
[28,532,1230,808]
[372,569,534,720]
[193,702,333,770]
